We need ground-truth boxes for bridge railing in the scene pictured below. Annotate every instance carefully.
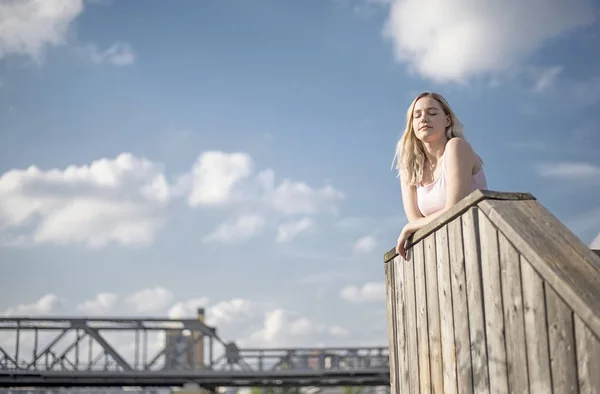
[0,316,388,375]
[384,189,600,394]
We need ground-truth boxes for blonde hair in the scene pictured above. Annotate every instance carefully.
[392,91,480,186]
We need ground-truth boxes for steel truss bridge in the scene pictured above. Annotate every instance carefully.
[0,316,390,390]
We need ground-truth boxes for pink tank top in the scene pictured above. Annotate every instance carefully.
[416,153,488,217]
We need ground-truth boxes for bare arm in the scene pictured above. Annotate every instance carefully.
[400,176,424,223]
[402,138,475,234]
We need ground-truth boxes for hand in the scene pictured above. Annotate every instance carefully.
[395,225,414,260]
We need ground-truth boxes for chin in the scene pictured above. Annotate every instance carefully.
[416,130,444,143]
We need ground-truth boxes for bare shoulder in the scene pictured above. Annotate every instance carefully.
[445,137,476,161]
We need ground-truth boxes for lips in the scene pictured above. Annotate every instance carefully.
[419,125,431,130]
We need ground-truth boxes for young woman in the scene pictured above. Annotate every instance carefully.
[393,92,488,259]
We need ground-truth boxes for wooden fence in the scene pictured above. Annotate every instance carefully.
[384,189,600,394]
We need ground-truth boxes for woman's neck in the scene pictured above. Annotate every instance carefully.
[423,137,448,165]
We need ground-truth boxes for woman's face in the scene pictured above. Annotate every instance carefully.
[412,96,450,143]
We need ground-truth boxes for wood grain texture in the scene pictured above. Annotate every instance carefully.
[575,315,600,394]
[392,256,410,394]
[448,218,474,394]
[383,189,535,263]
[413,241,431,394]
[462,208,490,393]
[546,284,578,393]
[384,262,399,394]
[435,225,458,394]
[478,210,509,393]
[520,257,552,394]
[479,199,600,339]
[403,244,420,393]
[424,235,444,394]
[498,234,529,394]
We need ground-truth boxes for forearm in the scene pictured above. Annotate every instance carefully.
[405,208,448,234]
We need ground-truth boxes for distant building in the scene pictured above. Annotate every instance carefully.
[164,308,205,370]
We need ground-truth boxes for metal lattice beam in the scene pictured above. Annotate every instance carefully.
[0,317,390,388]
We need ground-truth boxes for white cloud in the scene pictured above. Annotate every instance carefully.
[166,296,351,348]
[178,152,344,216]
[125,287,174,313]
[382,0,596,83]
[591,233,600,249]
[0,0,136,67]
[167,297,210,320]
[265,181,344,215]
[1,150,344,248]
[76,292,119,315]
[275,217,313,243]
[85,42,135,66]
[0,0,84,61]
[340,282,386,303]
[0,153,171,248]
[2,294,63,316]
[180,151,254,207]
[353,235,377,253]
[203,214,266,244]
[535,161,600,179]
[205,298,253,327]
[241,308,350,348]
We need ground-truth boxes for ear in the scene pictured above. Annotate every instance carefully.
[446,114,451,127]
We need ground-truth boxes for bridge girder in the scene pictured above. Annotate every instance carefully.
[0,317,390,388]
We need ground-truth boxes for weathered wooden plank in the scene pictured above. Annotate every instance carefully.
[448,217,474,394]
[546,284,578,393]
[424,234,443,394]
[462,207,490,393]
[413,241,431,393]
[384,262,399,394]
[392,256,410,394]
[383,190,536,263]
[403,242,420,393]
[574,315,600,394]
[435,225,458,394]
[478,210,509,393]
[520,257,552,394]
[498,234,529,393]
[479,199,600,340]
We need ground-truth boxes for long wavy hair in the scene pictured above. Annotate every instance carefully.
[392,91,480,186]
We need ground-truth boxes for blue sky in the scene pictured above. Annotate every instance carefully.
[1,0,599,357]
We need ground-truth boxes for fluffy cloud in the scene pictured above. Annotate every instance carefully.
[0,0,135,66]
[1,294,63,316]
[0,290,358,368]
[381,0,596,83]
[0,153,171,248]
[0,0,84,61]
[0,150,344,248]
[591,234,600,249]
[180,151,254,207]
[353,235,377,253]
[203,214,266,244]
[124,287,174,313]
[241,308,350,348]
[167,297,211,320]
[180,152,344,244]
[76,293,119,315]
[340,282,386,303]
[275,217,313,243]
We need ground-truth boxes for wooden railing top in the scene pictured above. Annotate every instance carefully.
[383,189,535,263]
